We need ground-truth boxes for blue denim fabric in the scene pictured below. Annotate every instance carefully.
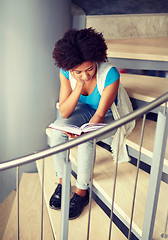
[49,102,114,190]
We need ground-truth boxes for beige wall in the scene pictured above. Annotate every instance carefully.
[0,0,71,203]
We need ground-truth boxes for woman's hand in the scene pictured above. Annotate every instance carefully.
[63,131,78,138]
[59,72,84,118]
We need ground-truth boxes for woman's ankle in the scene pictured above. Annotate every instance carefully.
[75,188,86,197]
[59,178,62,185]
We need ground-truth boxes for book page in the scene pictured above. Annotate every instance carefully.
[81,123,107,133]
[48,123,82,135]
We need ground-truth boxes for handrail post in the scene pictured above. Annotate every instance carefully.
[60,149,71,240]
[142,111,168,240]
[16,166,20,240]
[41,158,45,240]
[108,127,121,240]
[161,211,168,238]
[87,138,97,240]
[128,114,146,239]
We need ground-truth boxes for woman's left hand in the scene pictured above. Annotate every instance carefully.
[63,131,78,138]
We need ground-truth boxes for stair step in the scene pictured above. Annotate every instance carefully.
[120,73,168,104]
[126,118,168,174]
[0,190,16,239]
[70,145,168,239]
[106,37,168,62]
[36,157,127,240]
[3,173,54,240]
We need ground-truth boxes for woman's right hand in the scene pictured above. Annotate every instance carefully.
[58,72,84,118]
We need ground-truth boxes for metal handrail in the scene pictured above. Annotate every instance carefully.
[0,92,168,172]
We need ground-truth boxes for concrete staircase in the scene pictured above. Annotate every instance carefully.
[1,8,167,239]
[1,75,167,240]
[43,71,168,239]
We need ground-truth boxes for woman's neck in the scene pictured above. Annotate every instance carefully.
[81,74,97,96]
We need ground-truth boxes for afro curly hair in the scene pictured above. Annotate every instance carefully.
[52,28,108,70]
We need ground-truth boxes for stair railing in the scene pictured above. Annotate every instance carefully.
[0,92,168,240]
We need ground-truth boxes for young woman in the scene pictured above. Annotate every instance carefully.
[49,28,134,220]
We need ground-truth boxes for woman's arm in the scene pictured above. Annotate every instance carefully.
[89,78,119,124]
[59,72,84,118]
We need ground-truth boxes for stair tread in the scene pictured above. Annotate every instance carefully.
[70,145,168,239]
[120,73,168,103]
[36,157,127,240]
[0,190,16,239]
[3,173,54,240]
[106,37,168,62]
[126,118,168,166]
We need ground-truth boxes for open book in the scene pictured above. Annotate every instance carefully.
[48,122,107,136]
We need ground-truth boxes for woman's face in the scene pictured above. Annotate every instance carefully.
[70,61,97,82]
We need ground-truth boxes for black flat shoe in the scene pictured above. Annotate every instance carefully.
[69,190,89,220]
[49,184,62,210]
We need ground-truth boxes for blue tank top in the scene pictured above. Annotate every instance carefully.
[60,65,120,110]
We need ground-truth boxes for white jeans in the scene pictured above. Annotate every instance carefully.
[49,102,114,190]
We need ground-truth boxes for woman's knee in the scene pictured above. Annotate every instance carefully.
[49,128,68,147]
